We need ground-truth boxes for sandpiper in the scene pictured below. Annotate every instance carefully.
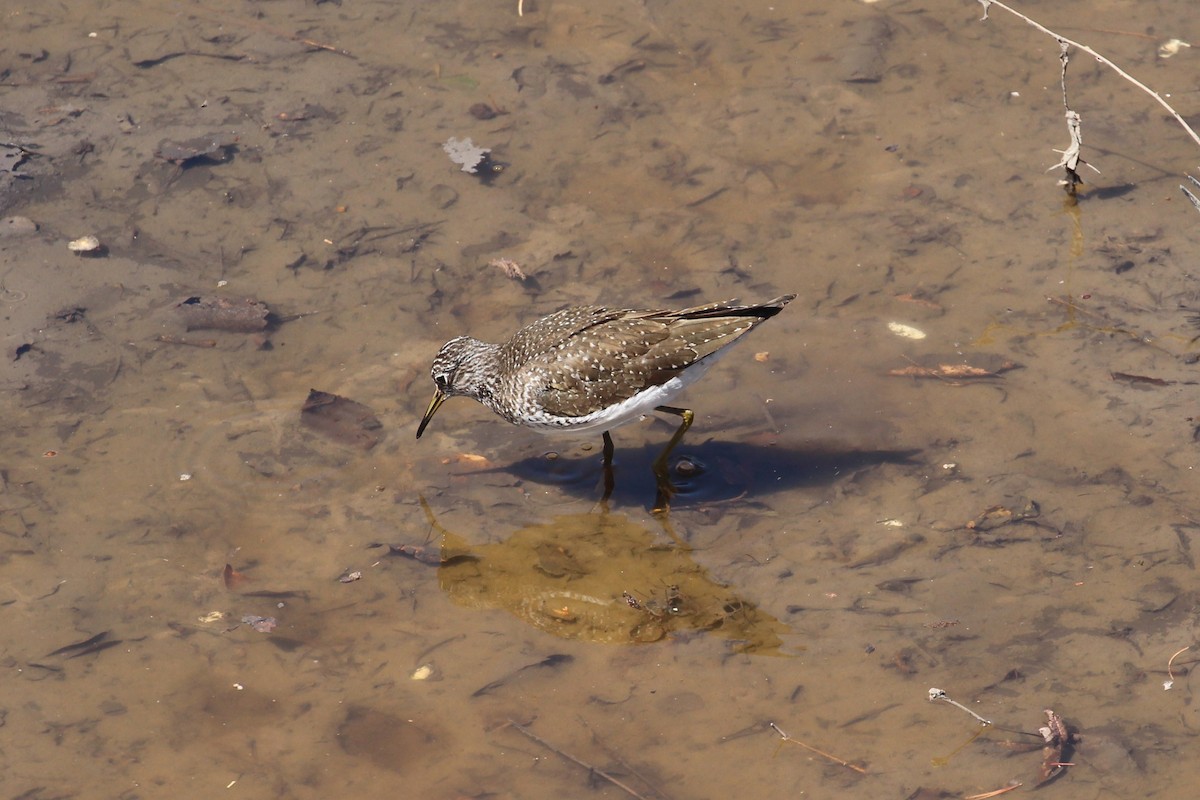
[416,295,795,506]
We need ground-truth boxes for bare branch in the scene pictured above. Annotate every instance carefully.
[978,0,1200,151]
[1180,175,1200,213]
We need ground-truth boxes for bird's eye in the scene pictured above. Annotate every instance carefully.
[434,374,450,390]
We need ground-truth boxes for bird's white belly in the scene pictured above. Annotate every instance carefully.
[521,359,717,434]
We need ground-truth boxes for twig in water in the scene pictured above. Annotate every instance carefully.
[978,1,1200,150]
[753,392,780,432]
[981,0,1200,200]
[156,334,217,348]
[930,723,989,767]
[578,717,674,800]
[768,722,867,774]
[1047,41,1099,197]
[489,257,528,281]
[928,687,992,726]
[1164,644,1191,690]
[965,782,1023,799]
[1180,175,1200,214]
[506,720,652,800]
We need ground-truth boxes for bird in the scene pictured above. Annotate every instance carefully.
[416,294,796,507]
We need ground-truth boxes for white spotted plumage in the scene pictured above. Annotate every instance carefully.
[416,295,795,440]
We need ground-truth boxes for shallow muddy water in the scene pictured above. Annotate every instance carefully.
[4,0,1200,797]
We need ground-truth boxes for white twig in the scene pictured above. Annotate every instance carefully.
[1046,40,1099,187]
[929,687,992,726]
[1049,109,1088,174]
[1181,175,1200,213]
[978,0,1200,150]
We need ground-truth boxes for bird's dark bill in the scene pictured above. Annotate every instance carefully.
[416,389,448,439]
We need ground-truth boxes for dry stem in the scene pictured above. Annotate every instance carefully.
[965,783,1023,800]
[768,722,867,774]
[979,1,1200,150]
[1167,645,1191,680]
[506,720,653,800]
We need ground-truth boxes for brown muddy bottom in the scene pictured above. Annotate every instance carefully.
[3,0,1200,797]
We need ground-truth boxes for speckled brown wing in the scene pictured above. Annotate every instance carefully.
[498,305,627,370]
[521,309,764,418]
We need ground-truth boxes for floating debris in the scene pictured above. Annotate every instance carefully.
[300,389,383,449]
[155,133,238,166]
[1036,708,1075,786]
[338,570,363,583]
[887,321,926,339]
[443,136,489,172]
[174,295,270,332]
[488,256,527,281]
[241,615,277,633]
[67,235,104,256]
[964,498,1040,532]
[442,136,506,180]
[1159,38,1191,58]
[410,663,438,681]
[888,357,1017,381]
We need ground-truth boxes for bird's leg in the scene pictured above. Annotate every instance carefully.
[651,406,693,511]
[653,406,694,468]
[601,431,615,502]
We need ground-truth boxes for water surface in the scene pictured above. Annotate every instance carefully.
[3,0,1200,797]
